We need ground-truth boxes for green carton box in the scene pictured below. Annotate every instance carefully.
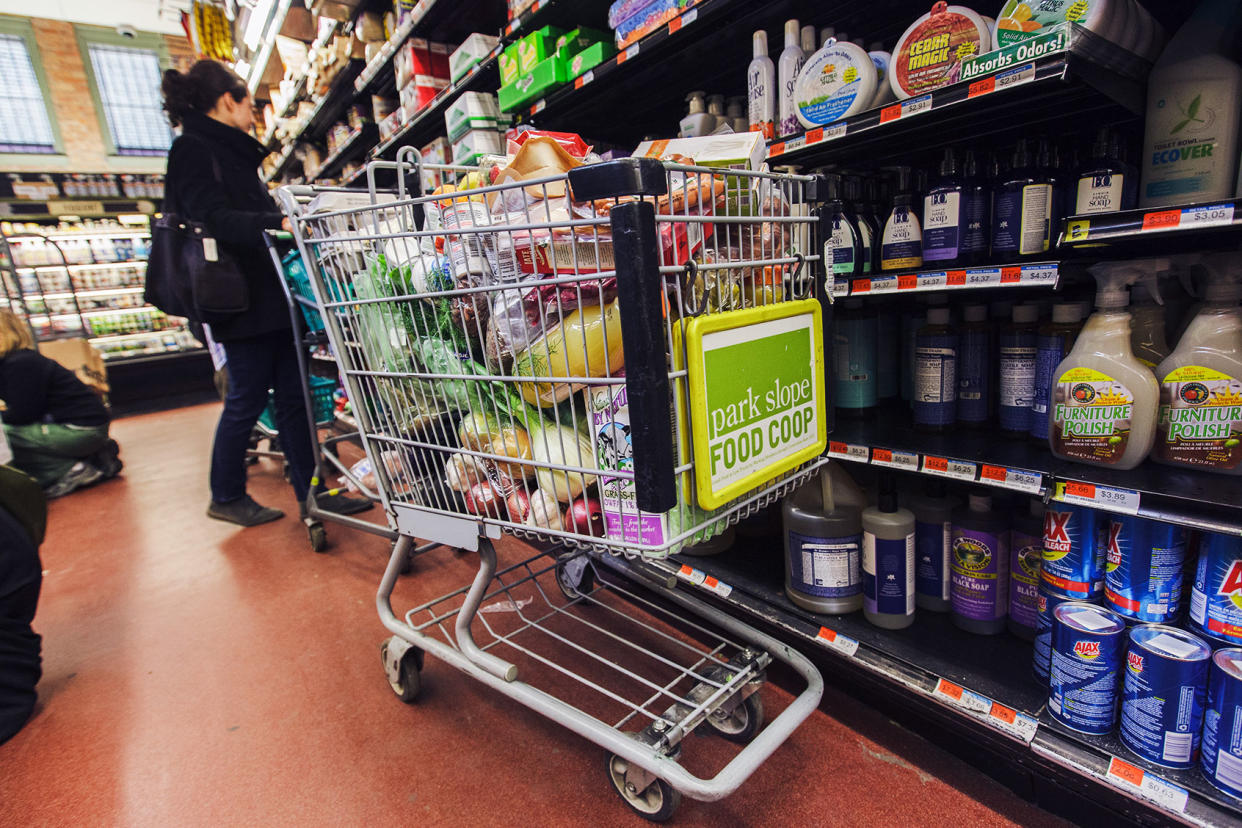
[554,27,611,56]
[498,44,521,86]
[516,25,563,74]
[562,41,615,79]
[498,55,568,113]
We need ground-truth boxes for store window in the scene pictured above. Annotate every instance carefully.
[84,43,172,156]
[0,31,58,154]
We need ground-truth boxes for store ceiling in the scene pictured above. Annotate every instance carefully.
[0,0,187,35]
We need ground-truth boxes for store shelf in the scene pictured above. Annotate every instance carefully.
[311,123,379,182]
[1059,200,1242,251]
[17,259,147,272]
[34,286,143,301]
[89,327,187,343]
[264,58,366,183]
[825,408,1242,536]
[39,229,149,241]
[831,261,1060,298]
[600,543,1242,827]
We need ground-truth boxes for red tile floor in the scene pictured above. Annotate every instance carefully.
[0,403,1066,826]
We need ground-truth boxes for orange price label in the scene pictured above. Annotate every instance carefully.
[981,464,1007,483]
[769,142,786,157]
[946,270,967,286]
[852,278,872,293]
[936,678,963,700]
[925,456,949,472]
[880,104,902,123]
[617,50,629,65]
[1065,481,1096,499]
[898,274,917,290]
[1001,267,1021,284]
[817,627,837,643]
[1108,757,1146,788]
[990,703,1016,724]
[1142,210,1181,231]
[968,76,996,98]
[704,575,719,589]
[574,75,587,89]
[829,441,848,454]
[872,448,893,464]
[679,564,694,576]
[806,127,824,144]
[669,16,684,33]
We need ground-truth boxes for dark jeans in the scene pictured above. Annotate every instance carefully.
[0,505,41,746]
[210,329,315,503]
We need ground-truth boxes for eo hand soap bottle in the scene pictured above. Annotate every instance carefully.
[1050,262,1160,469]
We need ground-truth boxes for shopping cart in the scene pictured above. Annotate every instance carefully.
[275,151,828,820]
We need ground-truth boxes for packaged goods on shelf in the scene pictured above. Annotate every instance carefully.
[498,43,521,86]
[609,0,687,48]
[498,55,569,113]
[889,3,992,100]
[395,38,452,90]
[631,132,767,171]
[517,26,563,73]
[399,75,449,116]
[565,41,616,80]
[445,92,504,142]
[452,129,506,166]
[378,108,404,143]
[450,33,501,82]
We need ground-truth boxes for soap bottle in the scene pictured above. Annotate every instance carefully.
[950,491,1010,635]
[914,306,957,431]
[844,175,875,275]
[834,298,878,416]
[910,479,956,613]
[957,304,992,427]
[726,96,748,133]
[1038,137,1065,239]
[824,173,862,282]
[862,473,916,630]
[881,166,922,271]
[1029,302,1085,442]
[1138,0,1242,206]
[777,19,805,138]
[1076,127,1137,215]
[863,176,885,273]
[960,149,991,267]
[1154,253,1242,474]
[679,91,714,138]
[747,30,776,139]
[800,24,817,55]
[877,307,900,401]
[991,139,1053,262]
[784,466,864,613]
[998,304,1040,434]
[706,94,728,134]
[901,297,928,406]
[1051,262,1160,469]
[1131,268,1171,368]
[923,148,968,267]
[1007,498,1044,641]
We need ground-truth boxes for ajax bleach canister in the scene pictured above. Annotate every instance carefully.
[1202,648,1242,799]
[1104,515,1188,623]
[1189,532,1242,645]
[1048,602,1126,734]
[1118,625,1212,769]
[1042,502,1106,600]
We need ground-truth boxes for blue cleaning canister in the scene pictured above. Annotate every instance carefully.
[1118,625,1212,769]
[1202,648,1242,799]
[1048,602,1126,734]
[1190,532,1242,646]
[1042,502,1105,600]
[1033,585,1081,683]
[1104,515,1188,624]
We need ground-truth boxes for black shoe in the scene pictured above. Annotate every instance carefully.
[90,439,123,479]
[207,495,284,527]
[305,491,374,518]
[44,462,104,498]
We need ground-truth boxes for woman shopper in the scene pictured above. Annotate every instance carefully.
[0,311,120,498]
[161,61,368,526]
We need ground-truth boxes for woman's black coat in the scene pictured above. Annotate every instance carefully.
[163,110,288,342]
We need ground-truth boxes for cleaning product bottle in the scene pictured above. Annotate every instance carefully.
[820,27,836,49]
[1076,127,1137,215]
[914,306,957,431]
[1008,498,1044,641]
[801,24,817,55]
[991,139,1053,262]
[1130,267,1171,368]
[844,175,875,275]
[747,30,776,139]
[784,465,864,613]
[901,298,928,405]
[951,491,1010,635]
[998,304,1040,434]
[726,96,748,133]
[824,173,862,283]
[911,479,956,613]
[863,176,885,273]
[1051,262,1161,469]
[834,298,878,415]
[881,166,922,271]
[923,148,967,266]
[1138,0,1242,206]
[777,19,805,138]
[1154,253,1242,474]
[961,149,991,266]
[957,304,991,427]
[862,473,916,630]
[1038,137,1065,241]
[679,91,715,138]
[706,94,729,134]
[1030,303,1085,442]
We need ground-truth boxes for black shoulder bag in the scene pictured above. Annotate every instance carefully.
[145,142,250,324]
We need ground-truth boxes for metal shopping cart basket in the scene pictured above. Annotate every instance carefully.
[275,150,829,820]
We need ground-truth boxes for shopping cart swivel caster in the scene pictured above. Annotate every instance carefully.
[605,753,681,822]
[554,554,594,602]
[306,519,327,553]
[380,636,423,703]
[706,692,764,744]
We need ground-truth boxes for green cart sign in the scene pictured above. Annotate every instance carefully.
[680,299,826,509]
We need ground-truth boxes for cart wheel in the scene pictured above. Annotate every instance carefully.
[706,692,764,744]
[380,641,422,704]
[308,521,327,553]
[605,753,680,822]
[555,555,594,602]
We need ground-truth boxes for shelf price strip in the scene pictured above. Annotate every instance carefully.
[933,679,1039,743]
[880,94,932,124]
[922,455,977,482]
[815,626,860,657]
[828,441,870,463]
[871,447,919,471]
[844,264,1055,296]
[1142,203,1235,232]
[966,61,1036,99]
[980,464,1043,494]
[676,564,732,598]
[1054,481,1140,515]
[1105,757,1188,813]
[667,7,697,33]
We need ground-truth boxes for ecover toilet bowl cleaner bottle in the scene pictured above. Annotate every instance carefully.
[1050,262,1160,470]
[1154,253,1242,474]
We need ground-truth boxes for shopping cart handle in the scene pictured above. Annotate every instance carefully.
[567,157,668,201]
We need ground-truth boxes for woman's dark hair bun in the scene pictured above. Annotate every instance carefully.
[161,60,248,127]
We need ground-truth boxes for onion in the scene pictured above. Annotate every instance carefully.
[506,488,532,522]
[564,497,605,538]
[445,452,489,493]
[465,482,503,517]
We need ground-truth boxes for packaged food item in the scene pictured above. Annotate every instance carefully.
[450,33,501,83]
[517,25,564,72]
[890,2,992,100]
[445,92,503,142]
[498,56,569,112]
[610,0,687,48]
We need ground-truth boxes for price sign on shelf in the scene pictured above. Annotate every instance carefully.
[1142,209,1181,232]
[829,441,870,463]
[980,464,1043,494]
[1055,481,1140,514]
[868,275,898,293]
[966,268,1001,286]
[574,71,594,89]
[1106,757,1189,813]
[872,448,919,470]
[918,272,948,290]
[816,626,860,657]
[676,564,732,598]
[1182,203,1235,228]
[923,456,977,481]
[668,7,697,33]
[946,270,967,287]
[1022,263,1059,284]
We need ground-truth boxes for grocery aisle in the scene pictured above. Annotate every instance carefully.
[0,402,1062,827]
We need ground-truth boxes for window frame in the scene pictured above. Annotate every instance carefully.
[0,15,65,156]
[75,25,172,158]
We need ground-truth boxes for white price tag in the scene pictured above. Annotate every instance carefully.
[934,678,986,712]
[625,44,640,60]
[676,564,706,586]
[980,464,1043,494]
[1055,482,1141,515]
[1021,263,1058,284]
[871,448,919,470]
[574,70,594,88]
[829,441,869,463]
[902,94,932,117]
[868,275,898,293]
[831,280,850,298]
[674,8,697,28]
[1106,757,1189,813]
[531,99,547,114]
[821,122,847,142]
[923,456,977,481]
[816,626,860,657]
[917,272,948,289]
[676,564,731,597]
[995,61,1036,90]
[965,268,1001,286]
[1181,203,1235,228]
[989,705,1039,743]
